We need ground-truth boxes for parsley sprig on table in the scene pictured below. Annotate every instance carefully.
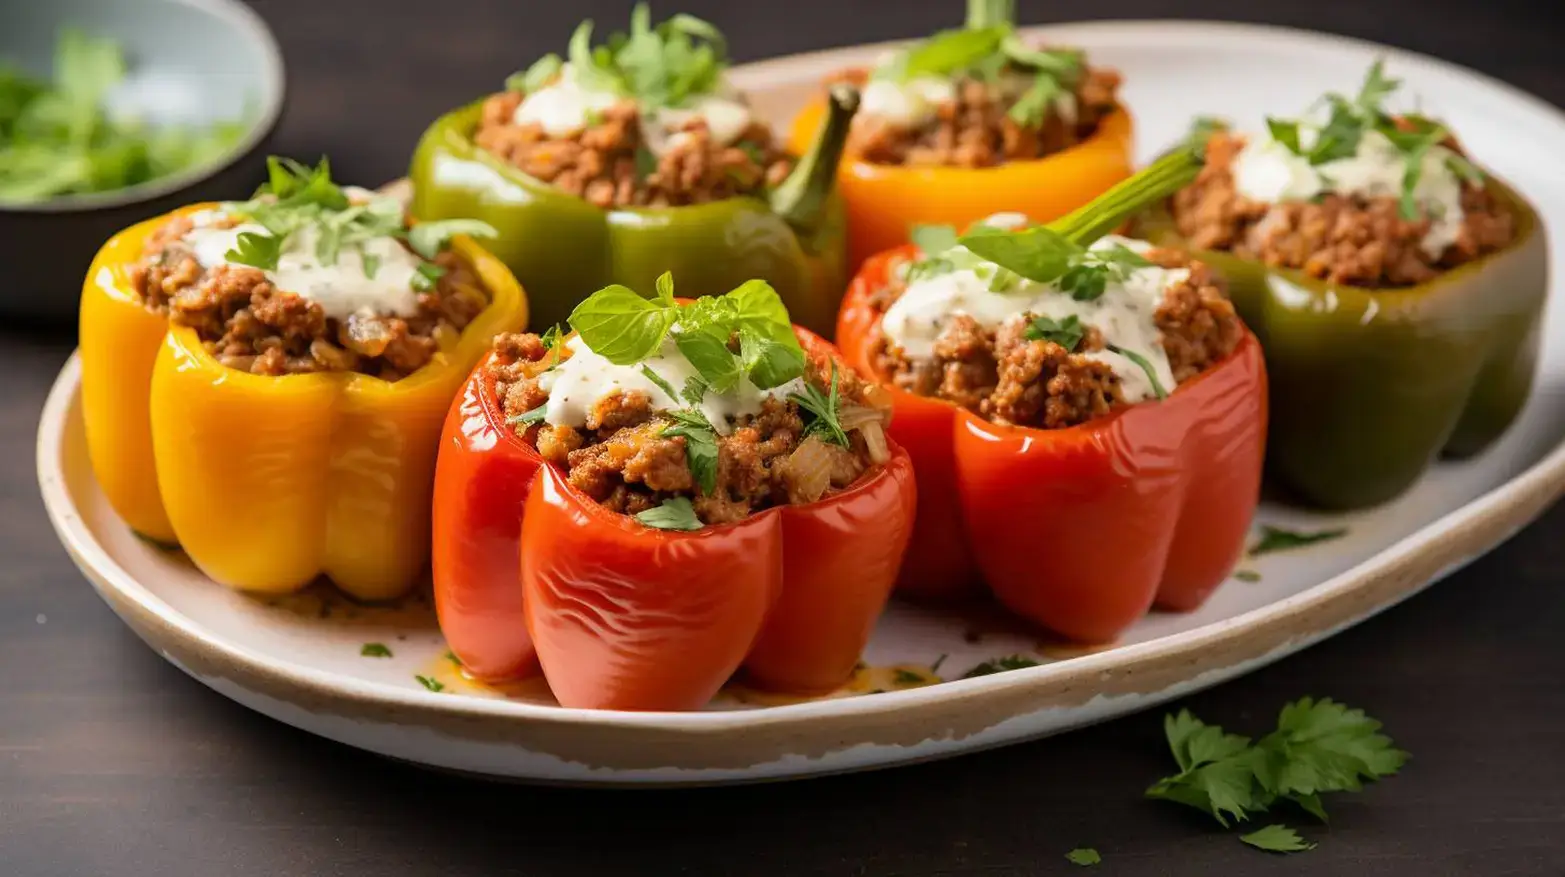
[875,0,1086,129]
[507,3,728,112]
[0,29,250,204]
[221,156,495,287]
[1264,60,1486,220]
[1147,698,1407,842]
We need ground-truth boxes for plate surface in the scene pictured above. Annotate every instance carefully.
[39,20,1565,785]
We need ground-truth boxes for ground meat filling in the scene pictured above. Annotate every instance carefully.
[842,65,1120,168]
[488,334,886,525]
[871,250,1242,429]
[474,90,793,209]
[1170,131,1516,287]
[131,214,489,380]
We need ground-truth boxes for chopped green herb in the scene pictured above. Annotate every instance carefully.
[1107,344,1168,400]
[1240,825,1315,854]
[1248,525,1348,556]
[930,653,949,673]
[893,668,926,685]
[790,363,849,448]
[661,409,719,495]
[1023,314,1085,351]
[445,650,464,668]
[408,219,498,260]
[225,231,283,271]
[640,365,681,405]
[1234,569,1262,583]
[680,375,709,406]
[361,251,381,280]
[415,675,446,692]
[1065,848,1101,866]
[507,53,563,94]
[557,4,728,112]
[634,497,704,531]
[508,405,548,427]
[360,642,393,658]
[538,324,563,350]
[1146,699,1406,827]
[962,655,1041,678]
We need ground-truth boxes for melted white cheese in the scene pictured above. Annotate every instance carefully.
[881,235,1182,404]
[514,64,754,155]
[537,336,805,435]
[177,210,425,322]
[1232,127,1466,258]
[860,75,956,129]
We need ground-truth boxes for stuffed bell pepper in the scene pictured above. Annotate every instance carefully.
[410,4,859,336]
[1134,62,1547,510]
[788,0,1134,271]
[79,157,527,600]
[432,276,916,710]
[835,147,1267,642]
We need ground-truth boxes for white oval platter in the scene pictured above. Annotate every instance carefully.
[39,20,1565,785]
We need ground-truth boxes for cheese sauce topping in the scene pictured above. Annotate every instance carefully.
[1232,126,1466,258]
[881,233,1182,403]
[177,207,425,322]
[537,336,805,435]
[513,63,754,154]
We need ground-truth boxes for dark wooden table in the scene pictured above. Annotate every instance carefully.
[4,1,1563,874]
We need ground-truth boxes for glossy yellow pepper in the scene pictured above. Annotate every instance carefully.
[79,204,528,599]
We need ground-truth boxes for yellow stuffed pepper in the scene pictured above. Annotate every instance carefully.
[79,157,528,600]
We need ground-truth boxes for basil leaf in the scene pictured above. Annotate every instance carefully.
[634,497,704,531]
[725,279,796,346]
[654,270,676,305]
[568,284,676,364]
[361,251,381,280]
[958,225,1083,284]
[407,219,497,260]
[909,223,959,256]
[674,326,743,392]
[740,330,807,390]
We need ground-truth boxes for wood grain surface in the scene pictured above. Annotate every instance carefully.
[2,1,1563,874]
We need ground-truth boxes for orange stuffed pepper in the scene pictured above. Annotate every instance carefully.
[78,157,527,600]
[433,277,916,710]
[835,148,1267,641]
[788,0,1133,272]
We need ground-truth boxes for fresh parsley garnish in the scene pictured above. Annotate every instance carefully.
[225,231,283,271]
[415,675,446,692]
[1146,699,1406,828]
[660,409,719,496]
[412,261,447,292]
[1023,314,1085,351]
[1234,569,1262,583]
[567,277,807,391]
[1107,344,1168,400]
[1248,525,1348,556]
[957,229,1152,303]
[550,4,728,112]
[1240,825,1315,854]
[876,0,1083,130]
[1064,848,1101,866]
[1264,60,1482,220]
[680,375,709,406]
[634,496,704,531]
[961,655,1041,678]
[0,29,249,204]
[445,650,464,668]
[790,363,849,448]
[360,642,393,658]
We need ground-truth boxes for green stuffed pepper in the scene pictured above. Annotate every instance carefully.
[1134,63,1548,510]
[409,4,858,335]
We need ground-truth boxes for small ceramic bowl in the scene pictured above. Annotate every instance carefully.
[0,0,285,327]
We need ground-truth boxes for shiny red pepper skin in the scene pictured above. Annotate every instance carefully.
[835,244,1268,641]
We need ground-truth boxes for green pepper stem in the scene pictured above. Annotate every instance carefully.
[770,84,859,235]
[966,0,1015,29]
[1048,146,1205,246]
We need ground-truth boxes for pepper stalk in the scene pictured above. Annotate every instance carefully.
[966,0,1016,29]
[1049,146,1205,246]
[770,84,860,238]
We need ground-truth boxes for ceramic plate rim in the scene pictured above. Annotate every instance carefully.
[37,19,1565,736]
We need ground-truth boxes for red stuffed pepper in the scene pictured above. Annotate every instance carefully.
[433,276,916,710]
[835,147,1266,642]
